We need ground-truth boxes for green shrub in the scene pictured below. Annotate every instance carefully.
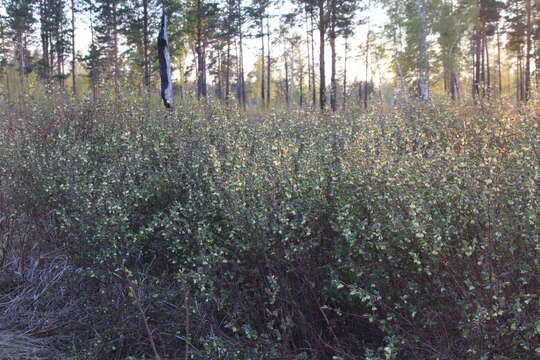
[1,95,538,359]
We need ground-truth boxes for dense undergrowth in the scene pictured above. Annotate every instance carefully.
[0,94,538,359]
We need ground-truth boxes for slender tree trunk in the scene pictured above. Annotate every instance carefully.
[260,19,265,107]
[71,0,77,95]
[89,14,98,102]
[112,2,120,97]
[306,15,312,105]
[196,0,207,100]
[343,36,348,110]
[329,32,337,112]
[225,40,231,103]
[266,18,271,106]
[485,36,491,98]
[416,0,429,102]
[299,59,304,107]
[284,52,289,106]
[525,0,532,100]
[40,0,50,80]
[364,28,370,109]
[15,30,25,99]
[516,58,521,103]
[238,3,246,110]
[474,30,481,99]
[143,0,150,87]
[329,0,337,112]
[216,50,223,100]
[310,15,316,107]
[318,0,326,110]
[497,27,502,97]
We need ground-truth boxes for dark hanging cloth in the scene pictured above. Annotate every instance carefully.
[158,9,173,108]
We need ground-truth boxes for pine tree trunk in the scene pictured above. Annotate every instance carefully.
[266,18,271,106]
[329,31,337,112]
[343,37,348,110]
[15,30,25,88]
[474,31,481,99]
[299,60,304,107]
[318,0,326,110]
[364,28,370,109]
[310,16,316,107]
[284,55,289,106]
[113,2,120,97]
[525,0,532,100]
[143,0,150,88]
[497,27,502,97]
[260,20,265,107]
[71,0,76,95]
[485,36,490,98]
[225,40,231,103]
[196,0,207,100]
[306,16,312,106]
[416,0,429,102]
[40,0,50,80]
[481,36,485,97]
[238,4,246,110]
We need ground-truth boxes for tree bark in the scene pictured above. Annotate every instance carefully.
[497,27,502,97]
[284,52,289,106]
[329,32,337,111]
[310,15,316,107]
[343,37,348,110]
[196,0,207,100]
[364,28,370,109]
[112,2,120,97]
[318,0,326,110]
[306,14,312,106]
[143,0,150,88]
[416,0,429,102]
[225,40,230,103]
[485,35,490,98]
[260,19,265,107]
[266,18,271,106]
[71,0,76,95]
[40,0,50,80]
[525,0,532,100]
[238,1,246,110]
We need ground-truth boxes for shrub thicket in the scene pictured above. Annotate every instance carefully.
[0,95,538,359]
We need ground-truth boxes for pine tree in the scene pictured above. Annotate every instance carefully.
[4,0,35,81]
[94,0,123,96]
